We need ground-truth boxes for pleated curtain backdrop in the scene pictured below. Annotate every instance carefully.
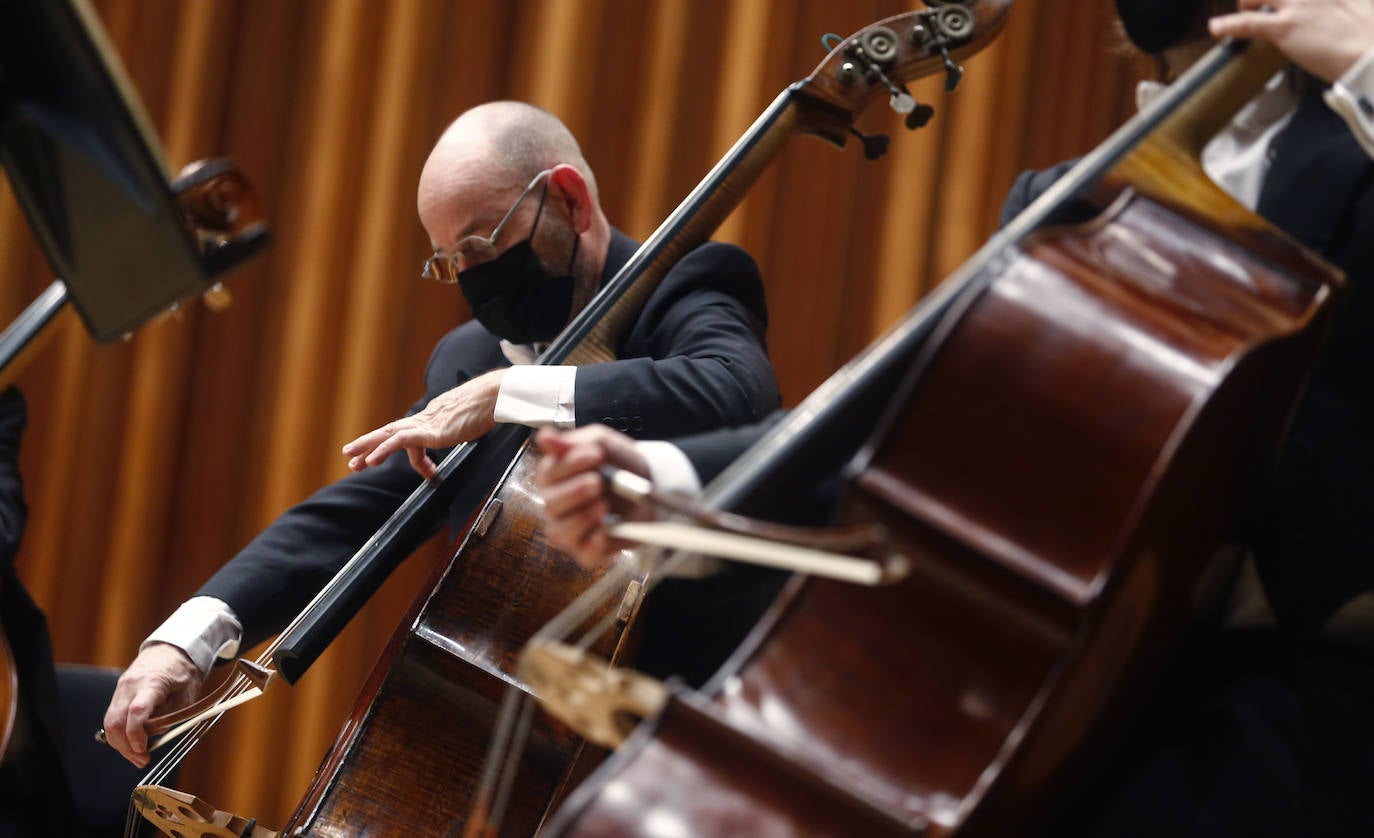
[0,0,1144,828]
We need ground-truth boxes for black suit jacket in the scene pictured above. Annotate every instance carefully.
[1001,86,1374,636]
[0,388,60,758]
[199,229,780,648]
[0,388,76,836]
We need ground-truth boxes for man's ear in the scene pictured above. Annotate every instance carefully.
[548,164,593,234]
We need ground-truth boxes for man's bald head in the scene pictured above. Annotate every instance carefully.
[419,102,597,219]
[416,101,613,312]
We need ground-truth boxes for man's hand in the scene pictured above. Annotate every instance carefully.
[102,643,204,767]
[1210,0,1374,84]
[534,425,653,570]
[342,370,505,480]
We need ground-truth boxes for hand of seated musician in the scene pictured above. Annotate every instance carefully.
[103,642,204,767]
[1209,0,1374,84]
[533,425,653,570]
[342,369,505,480]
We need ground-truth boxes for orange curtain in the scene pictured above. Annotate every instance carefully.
[0,0,1144,827]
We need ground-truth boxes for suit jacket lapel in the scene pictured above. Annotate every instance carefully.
[600,228,640,289]
[1259,84,1374,260]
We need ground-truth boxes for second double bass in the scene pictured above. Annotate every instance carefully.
[528,34,1345,838]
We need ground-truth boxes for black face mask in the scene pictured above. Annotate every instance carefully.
[1115,0,1208,53]
[457,231,580,345]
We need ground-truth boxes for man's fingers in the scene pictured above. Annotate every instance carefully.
[113,681,169,765]
[408,446,438,480]
[103,674,150,762]
[342,425,394,458]
[344,416,446,475]
[124,687,159,746]
[364,426,432,468]
[533,426,647,569]
[537,424,623,454]
[556,499,611,567]
[534,426,573,456]
[364,434,408,466]
[538,443,608,488]
[101,703,132,762]
[1209,11,1283,39]
[573,530,612,570]
[541,472,607,518]
[100,645,205,766]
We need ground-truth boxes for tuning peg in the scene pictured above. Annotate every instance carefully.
[940,47,964,91]
[905,103,936,130]
[849,127,890,161]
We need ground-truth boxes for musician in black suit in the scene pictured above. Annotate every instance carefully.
[0,387,76,837]
[1054,2,1374,835]
[535,2,1374,834]
[101,101,780,767]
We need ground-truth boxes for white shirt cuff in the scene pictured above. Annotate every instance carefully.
[1325,47,1374,160]
[635,441,703,496]
[631,440,717,578]
[494,365,577,429]
[143,596,243,677]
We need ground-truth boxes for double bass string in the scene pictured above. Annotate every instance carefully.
[470,555,649,833]
[473,541,717,832]
[119,565,340,834]
[473,544,713,831]
[124,690,237,837]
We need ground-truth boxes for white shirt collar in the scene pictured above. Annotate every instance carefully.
[1135,69,1300,211]
[499,340,541,366]
[1136,68,1298,133]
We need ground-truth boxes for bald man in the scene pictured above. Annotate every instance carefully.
[101,101,780,767]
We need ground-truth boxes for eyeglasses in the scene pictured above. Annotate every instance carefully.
[421,169,552,284]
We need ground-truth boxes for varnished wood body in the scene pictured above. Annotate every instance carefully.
[546,180,1341,835]
[550,689,914,837]
[286,448,638,835]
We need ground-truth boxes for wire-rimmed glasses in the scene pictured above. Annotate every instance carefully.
[421,168,552,284]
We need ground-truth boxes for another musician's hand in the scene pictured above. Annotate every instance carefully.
[102,642,203,767]
[1210,0,1374,84]
[534,425,652,569]
[342,370,504,480]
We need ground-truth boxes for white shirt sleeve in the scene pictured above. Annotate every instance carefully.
[635,440,703,497]
[1324,47,1374,161]
[143,596,243,677]
[493,365,578,429]
[630,440,719,578]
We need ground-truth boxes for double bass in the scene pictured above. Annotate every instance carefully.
[524,35,1343,837]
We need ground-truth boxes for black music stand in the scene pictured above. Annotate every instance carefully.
[0,0,266,346]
